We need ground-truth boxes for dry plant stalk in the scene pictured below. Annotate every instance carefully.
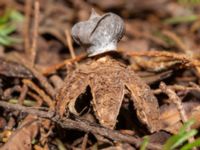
[162,30,190,54]
[23,79,54,109]
[27,91,43,106]
[65,29,78,66]
[41,54,86,75]
[65,29,76,60]
[160,82,196,146]
[10,52,56,97]
[30,0,40,66]
[24,0,32,52]
[123,50,200,67]
[18,84,28,105]
[160,82,188,123]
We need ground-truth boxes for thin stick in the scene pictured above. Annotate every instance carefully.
[0,101,54,118]
[42,54,86,75]
[27,91,43,106]
[81,133,88,150]
[160,82,196,147]
[0,101,162,150]
[18,84,28,105]
[65,29,78,66]
[154,83,200,95]
[160,82,188,122]
[24,0,32,53]
[122,50,200,67]
[162,30,190,54]
[23,79,54,110]
[30,0,40,66]
[65,30,76,59]
[123,49,200,76]
[12,53,56,98]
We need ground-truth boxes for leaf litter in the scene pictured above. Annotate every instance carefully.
[0,0,200,150]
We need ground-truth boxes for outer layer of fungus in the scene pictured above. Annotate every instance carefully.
[56,56,161,132]
[56,10,160,133]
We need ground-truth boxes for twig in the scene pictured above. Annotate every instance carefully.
[27,91,43,106]
[30,0,40,66]
[12,53,56,98]
[65,30,76,60]
[153,84,200,94]
[123,49,200,77]
[122,50,200,67]
[23,79,54,109]
[26,64,55,98]
[65,29,78,67]
[81,133,88,150]
[160,82,188,122]
[24,61,55,98]
[0,101,162,150]
[162,30,190,55]
[18,84,28,105]
[161,31,200,76]
[0,101,54,118]
[159,82,196,147]
[24,0,32,53]
[42,54,86,75]
[3,85,21,99]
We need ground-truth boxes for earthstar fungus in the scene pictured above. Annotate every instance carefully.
[56,10,160,133]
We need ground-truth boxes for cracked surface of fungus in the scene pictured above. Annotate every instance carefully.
[56,55,160,133]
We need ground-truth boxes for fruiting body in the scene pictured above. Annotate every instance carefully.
[71,9,125,56]
[56,10,160,133]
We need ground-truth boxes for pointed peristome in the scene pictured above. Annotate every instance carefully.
[89,8,100,19]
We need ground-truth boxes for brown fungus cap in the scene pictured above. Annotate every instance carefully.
[71,9,125,57]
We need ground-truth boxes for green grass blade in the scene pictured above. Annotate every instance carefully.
[179,120,195,135]
[0,35,12,46]
[171,130,198,149]
[0,9,10,24]
[163,120,196,150]
[140,136,149,150]
[10,10,24,22]
[0,25,16,36]
[163,135,182,150]
[163,15,198,25]
[181,138,200,150]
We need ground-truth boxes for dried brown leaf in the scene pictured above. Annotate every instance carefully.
[160,102,200,134]
[0,115,39,150]
[0,58,33,78]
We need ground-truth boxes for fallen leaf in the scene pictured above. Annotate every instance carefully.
[160,102,200,134]
[0,115,39,150]
[0,57,33,78]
